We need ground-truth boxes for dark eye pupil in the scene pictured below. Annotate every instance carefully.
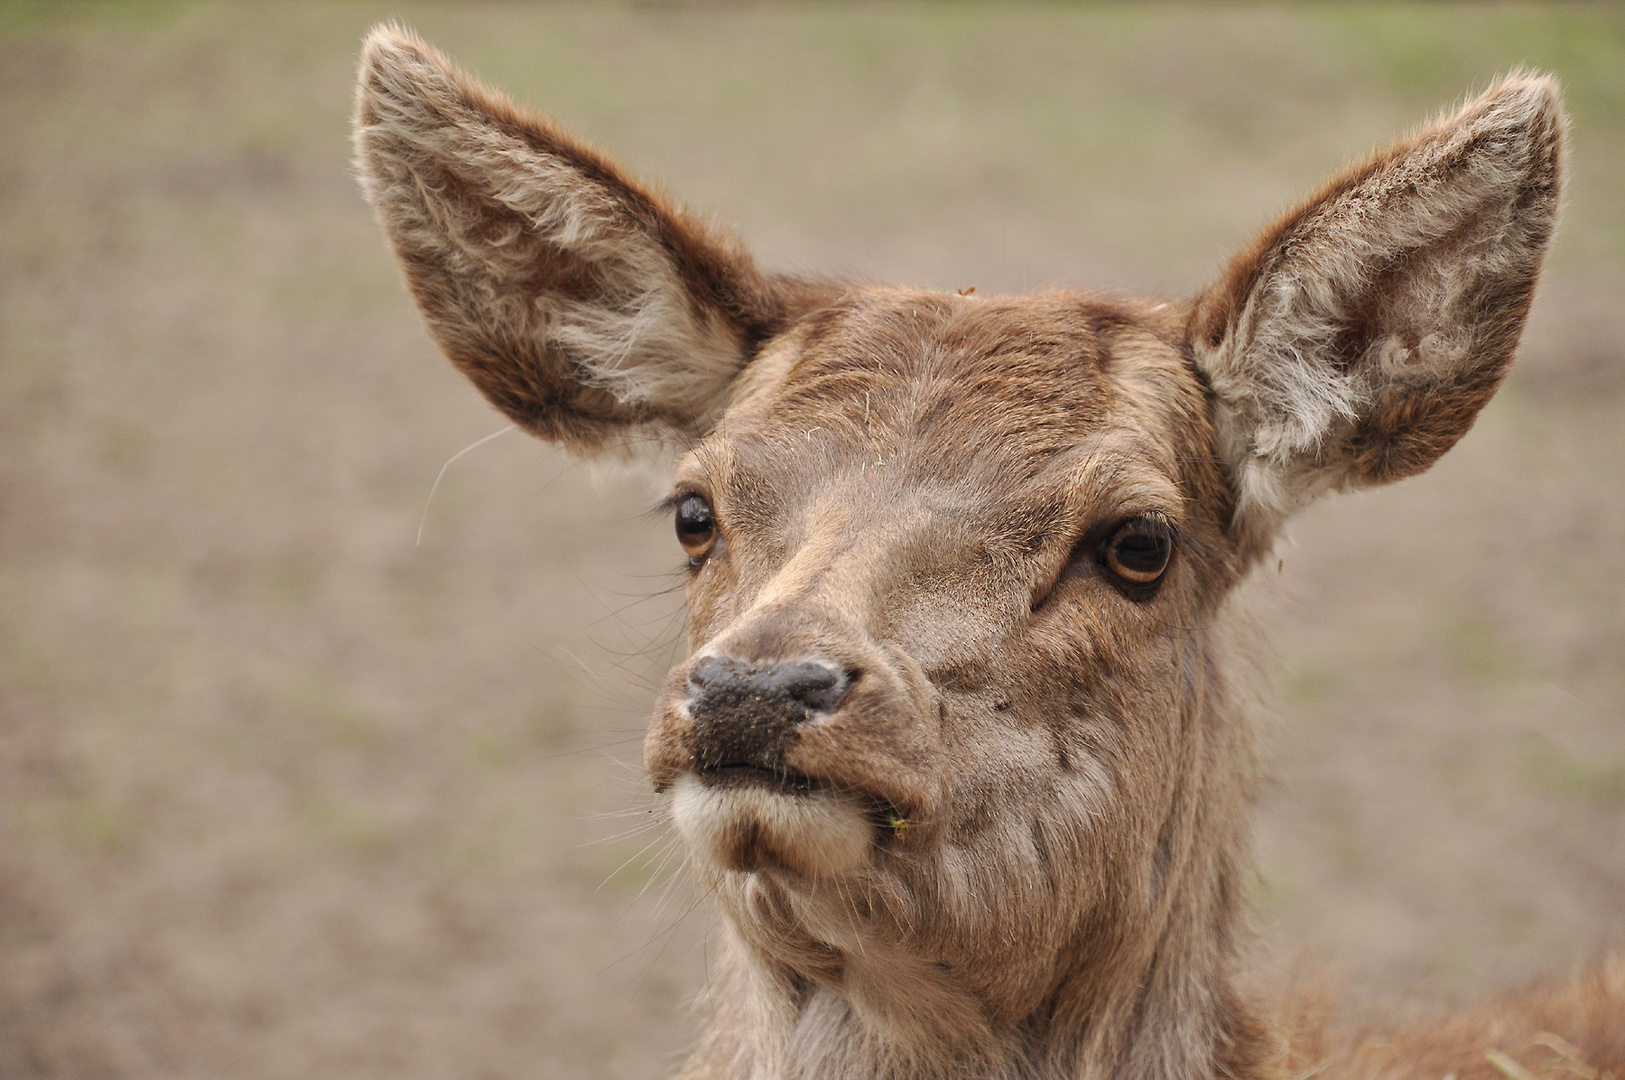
[1101,520,1174,589]
[675,495,716,563]
[1113,533,1168,573]
[676,495,713,537]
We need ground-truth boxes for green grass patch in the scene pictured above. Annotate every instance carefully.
[16,792,137,853]
[277,670,382,750]
[1278,663,1341,704]
[1247,866,1295,921]
[1443,616,1533,685]
[1519,739,1625,804]
[294,788,391,851]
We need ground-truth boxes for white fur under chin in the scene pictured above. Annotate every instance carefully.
[671,774,875,879]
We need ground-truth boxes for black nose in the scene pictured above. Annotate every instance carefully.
[687,657,855,774]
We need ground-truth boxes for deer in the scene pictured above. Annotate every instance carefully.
[352,25,1623,1080]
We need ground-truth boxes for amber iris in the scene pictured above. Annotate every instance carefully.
[676,494,717,563]
[1103,520,1173,586]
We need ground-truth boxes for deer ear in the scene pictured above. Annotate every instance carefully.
[353,25,799,452]
[1190,74,1565,552]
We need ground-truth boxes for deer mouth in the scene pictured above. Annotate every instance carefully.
[653,653,937,877]
[697,763,819,795]
[673,768,896,878]
[698,764,910,830]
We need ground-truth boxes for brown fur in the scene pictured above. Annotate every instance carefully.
[353,25,1618,1080]
[352,26,835,451]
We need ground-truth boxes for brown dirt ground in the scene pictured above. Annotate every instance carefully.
[0,4,1621,1078]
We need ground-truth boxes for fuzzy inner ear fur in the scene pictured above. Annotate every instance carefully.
[353,25,804,451]
[1190,73,1565,554]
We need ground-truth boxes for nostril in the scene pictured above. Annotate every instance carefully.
[688,657,855,716]
[780,664,854,714]
[685,656,857,776]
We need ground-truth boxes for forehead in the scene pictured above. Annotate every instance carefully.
[688,290,1209,507]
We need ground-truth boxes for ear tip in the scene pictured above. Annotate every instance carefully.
[360,22,431,67]
[1469,69,1569,144]
[356,22,457,111]
[1489,68,1563,104]
[1492,70,1563,115]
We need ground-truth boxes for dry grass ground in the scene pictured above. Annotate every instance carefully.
[0,3,1621,1077]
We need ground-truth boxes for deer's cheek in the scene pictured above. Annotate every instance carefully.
[670,775,874,878]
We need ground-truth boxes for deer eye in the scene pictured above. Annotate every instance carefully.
[675,494,717,564]
[1101,519,1174,589]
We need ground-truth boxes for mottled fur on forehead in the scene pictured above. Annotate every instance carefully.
[709,289,1208,489]
[675,289,1236,579]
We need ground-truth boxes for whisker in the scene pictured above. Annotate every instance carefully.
[415,424,516,546]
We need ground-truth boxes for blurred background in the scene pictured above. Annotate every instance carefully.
[1,3,1621,1077]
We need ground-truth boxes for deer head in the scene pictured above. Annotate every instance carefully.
[354,27,1563,1080]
